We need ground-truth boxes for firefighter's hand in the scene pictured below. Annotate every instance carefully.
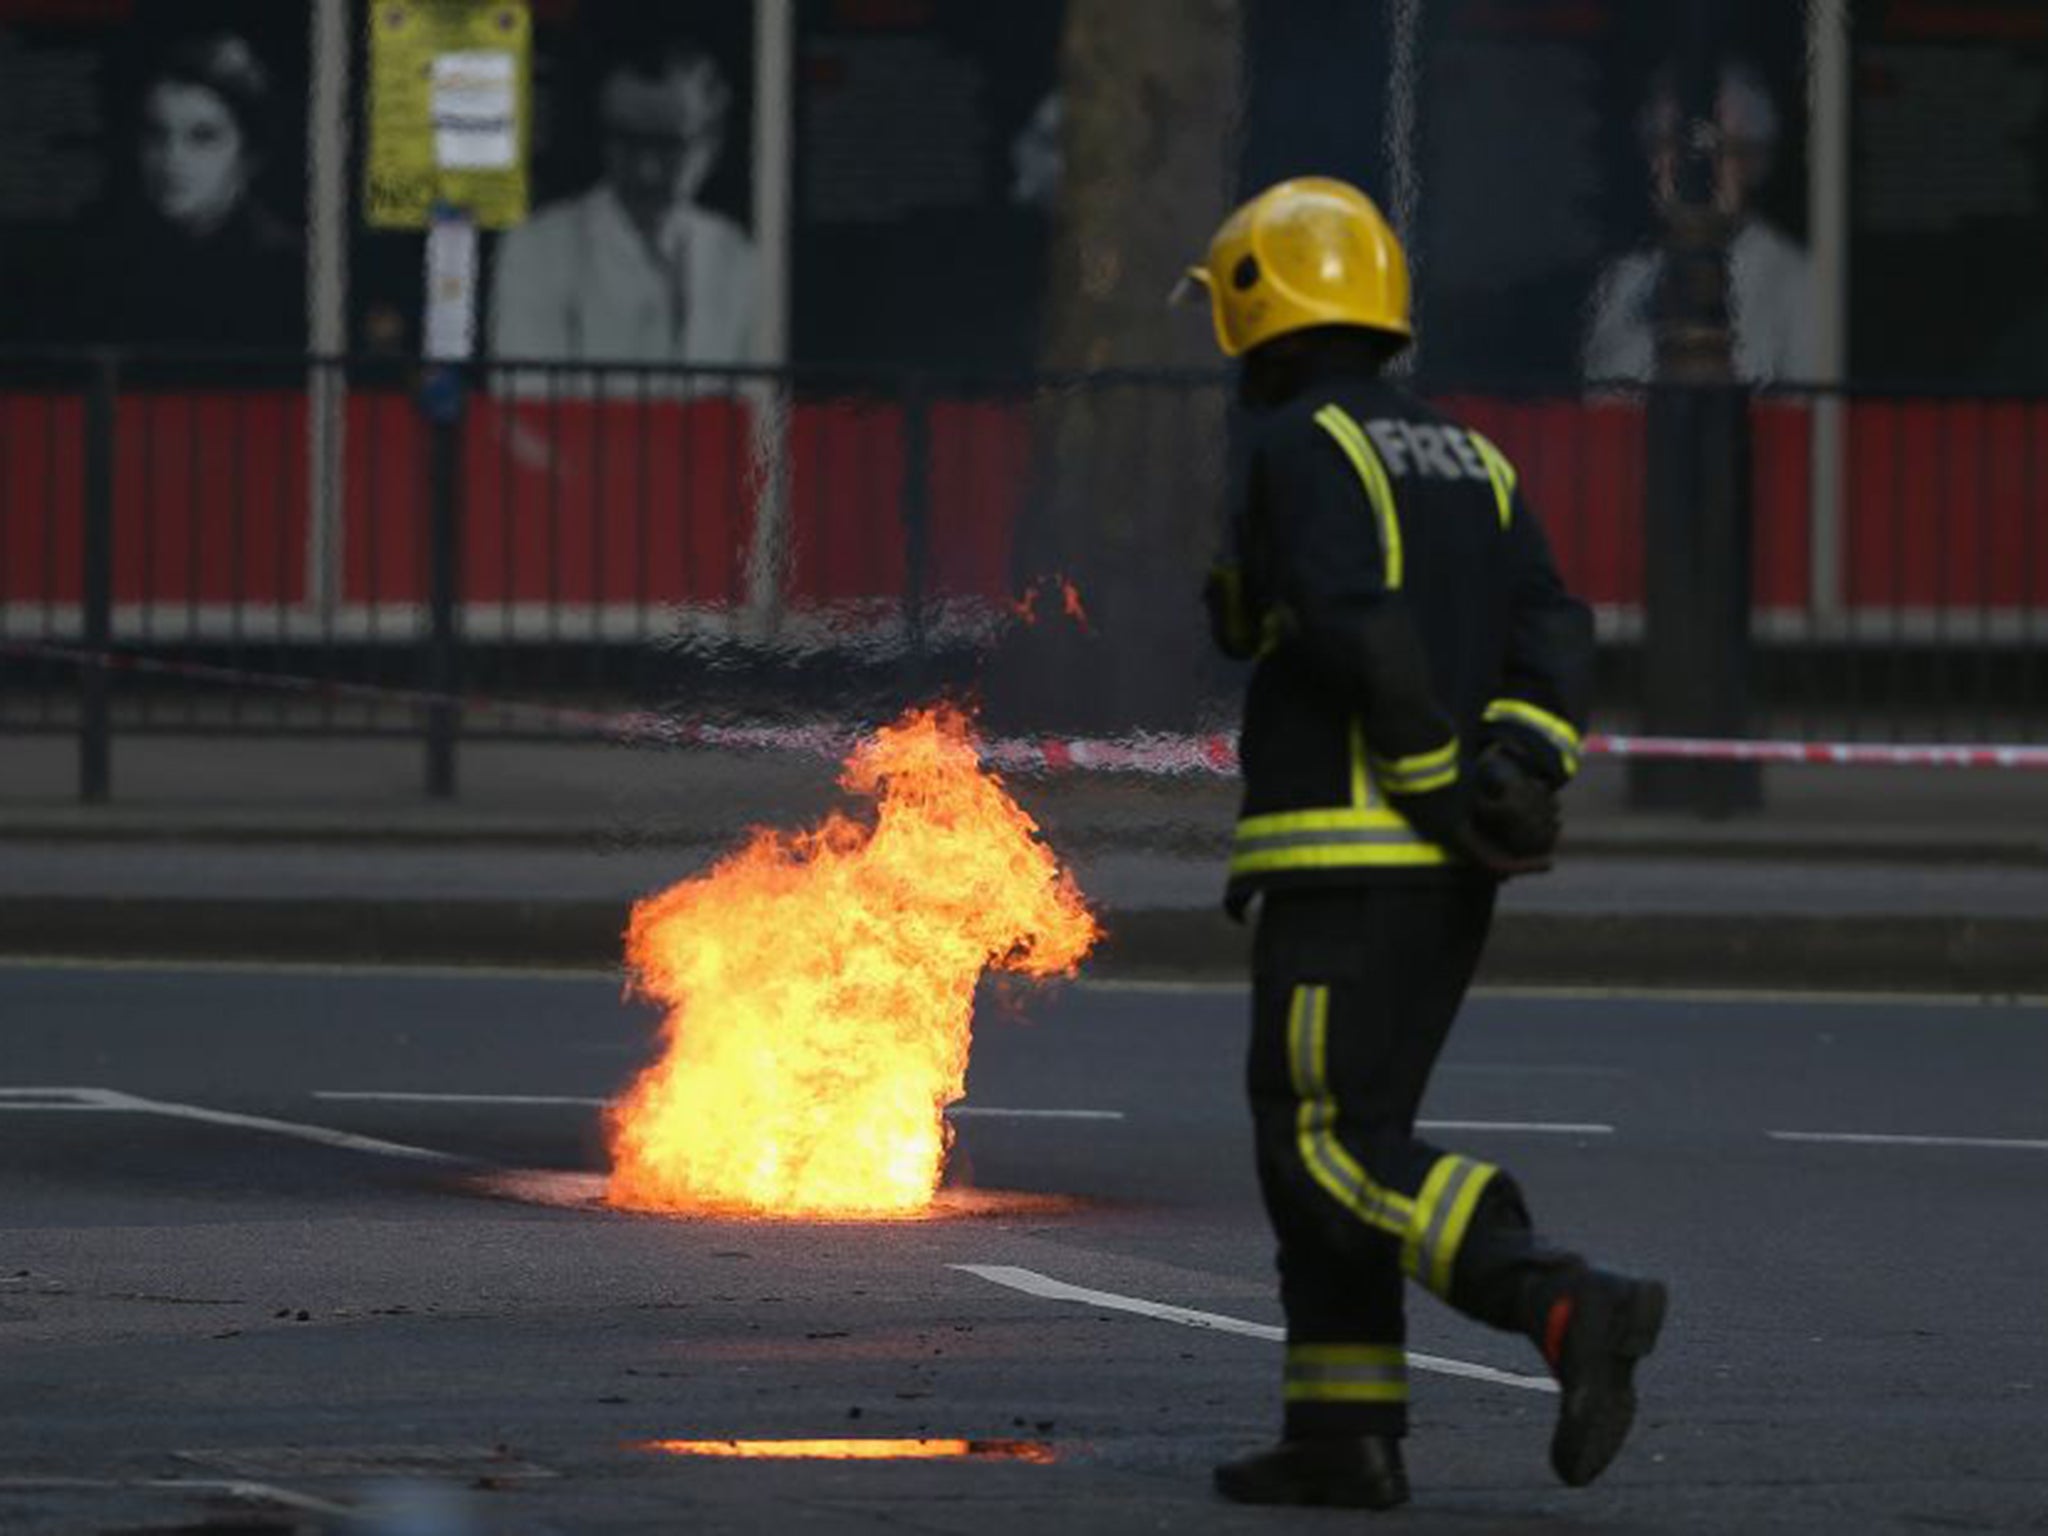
[1468,744,1561,870]
[1389,770,1554,878]
[1451,819,1554,878]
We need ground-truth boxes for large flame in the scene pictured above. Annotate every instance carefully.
[607,707,1098,1220]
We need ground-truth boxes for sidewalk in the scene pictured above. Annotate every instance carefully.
[3,734,2045,991]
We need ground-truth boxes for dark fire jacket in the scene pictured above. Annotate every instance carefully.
[1211,369,1596,914]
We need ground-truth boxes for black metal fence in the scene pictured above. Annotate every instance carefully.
[3,350,2045,800]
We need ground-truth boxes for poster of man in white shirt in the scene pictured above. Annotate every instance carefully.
[1583,59,1817,386]
[489,37,760,388]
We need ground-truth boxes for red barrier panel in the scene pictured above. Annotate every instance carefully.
[786,399,907,603]
[0,394,84,601]
[782,398,1031,604]
[1845,398,2048,609]
[9,387,2046,621]
[113,393,307,605]
[1,392,306,605]
[1435,396,1646,606]
[342,393,756,606]
[925,400,1030,599]
[1751,399,1812,610]
[463,395,753,606]
[341,392,429,605]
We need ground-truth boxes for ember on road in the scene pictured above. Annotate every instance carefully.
[3,961,2045,1533]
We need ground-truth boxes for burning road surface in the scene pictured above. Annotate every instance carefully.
[607,707,1098,1220]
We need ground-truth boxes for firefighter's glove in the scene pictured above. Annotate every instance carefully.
[1469,743,1561,866]
[1387,773,1547,877]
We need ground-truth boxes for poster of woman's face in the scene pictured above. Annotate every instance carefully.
[141,54,260,235]
[0,0,307,353]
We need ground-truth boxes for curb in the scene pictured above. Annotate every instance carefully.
[4,898,2044,995]
[2,822,2046,868]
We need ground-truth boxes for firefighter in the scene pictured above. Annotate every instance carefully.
[1185,177,1667,1510]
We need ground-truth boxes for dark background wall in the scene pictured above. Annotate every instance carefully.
[6,0,2048,388]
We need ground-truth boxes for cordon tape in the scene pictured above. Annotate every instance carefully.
[6,639,2047,774]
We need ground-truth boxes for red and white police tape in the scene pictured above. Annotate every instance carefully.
[7,638,2047,773]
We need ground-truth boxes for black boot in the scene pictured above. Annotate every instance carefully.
[1542,1269,1668,1488]
[1213,1436,1410,1510]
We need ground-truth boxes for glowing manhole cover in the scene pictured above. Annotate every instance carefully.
[638,1438,1057,1462]
[469,1169,1081,1221]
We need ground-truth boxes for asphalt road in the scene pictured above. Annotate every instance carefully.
[11,839,2048,915]
[3,962,2046,1533]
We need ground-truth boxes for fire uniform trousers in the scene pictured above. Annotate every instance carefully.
[1212,366,1598,1439]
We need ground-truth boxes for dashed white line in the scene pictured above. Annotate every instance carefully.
[316,1090,606,1107]
[951,1263,1557,1395]
[1419,1120,1613,1136]
[0,955,615,983]
[1771,1130,2048,1152]
[1076,976,2048,1009]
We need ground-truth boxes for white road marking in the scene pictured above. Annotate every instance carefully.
[0,1086,459,1162]
[951,1263,1557,1395]
[0,955,615,983]
[1474,984,2048,1009]
[1079,976,2048,1008]
[1419,1120,1613,1136]
[1772,1130,2048,1152]
[0,1478,348,1518]
[0,1088,125,1112]
[316,1090,607,1107]
[311,1090,1124,1121]
[1440,1063,1633,1079]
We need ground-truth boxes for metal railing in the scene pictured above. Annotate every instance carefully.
[3,350,2044,800]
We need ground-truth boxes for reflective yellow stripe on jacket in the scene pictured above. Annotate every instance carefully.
[1232,805,1452,876]
[1368,736,1460,796]
[1234,723,1456,877]
[1313,405,1402,590]
[1469,430,1518,530]
[1483,697,1583,779]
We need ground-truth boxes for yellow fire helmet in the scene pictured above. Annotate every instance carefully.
[1185,177,1412,358]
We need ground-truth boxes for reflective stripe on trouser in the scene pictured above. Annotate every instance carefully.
[1284,1343,1409,1404]
[1402,1150,1500,1299]
[1287,985,1415,1237]
[1287,984,1499,1298]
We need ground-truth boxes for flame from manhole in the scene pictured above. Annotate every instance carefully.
[637,1438,1056,1463]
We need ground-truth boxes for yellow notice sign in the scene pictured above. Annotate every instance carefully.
[365,1,531,229]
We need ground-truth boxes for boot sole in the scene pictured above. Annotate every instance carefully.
[1552,1279,1668,1488]
[1212,1468,1409,1511]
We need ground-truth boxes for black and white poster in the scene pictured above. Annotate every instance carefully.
[0,0,309,350]
[1412,0,1811,387]
[789,0,1064,373]
[1851,0,2048,386]
[352,0,757,370]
